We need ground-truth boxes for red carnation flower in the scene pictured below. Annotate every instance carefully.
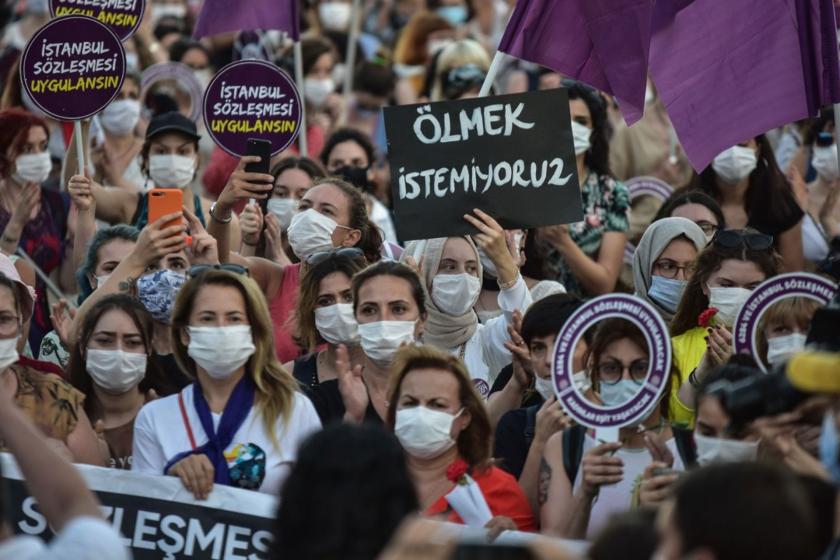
[698,307,719,328]
[446,459,469,484]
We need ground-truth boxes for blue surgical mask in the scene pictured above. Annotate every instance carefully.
[436,4,467,25]
[648,276,687,314]
[599,380,641,406]
[820,411,840,484]
[136,268,187,324]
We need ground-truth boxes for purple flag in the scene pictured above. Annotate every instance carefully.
[193,0,300,41]
[498,0,654,125]
[649,0,840,170]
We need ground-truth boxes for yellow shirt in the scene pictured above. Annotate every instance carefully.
[669,327,707,428]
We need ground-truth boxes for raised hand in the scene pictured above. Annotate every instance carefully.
[184,208,219,266]
[464,209,518,283]
[336,344,368,424]
[67,174,94,213]
[130,211,187,267]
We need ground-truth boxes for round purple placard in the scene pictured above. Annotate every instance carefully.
[203,60,301,157]
[733,273,836,372]
[20,16,125,121]
[50,0,146,42]
[551,294,672,429]
[623,176,675,265]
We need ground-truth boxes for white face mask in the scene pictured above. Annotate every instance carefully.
[571,120,592,155]
[812,144,839,181]
[712,146,757,184]
[766,332,807,366]
[0,336,19,371]
[193,69,213,91]
[13,152,51,185]
[358,320,415,367]
[152,3,186,22]
[431,273,481,316]
[149,154,196,189]
[694,433,759,466]
[708,286,752,326]
[319,1,352,31]
[395,406,462,459]
[266,198,296,230]
[126,52,140,73]
[303,77,335,108]
[534,375,554,401]
[86,349,147,394]
[573,370,591,393]
[315,303,359,345]
[599,379,641,406]
[187,325,256,379]
[287,209,340,260]
[96,274,111,289]
[100,99,141,137]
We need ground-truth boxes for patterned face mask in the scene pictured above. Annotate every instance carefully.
[136,269,187,324]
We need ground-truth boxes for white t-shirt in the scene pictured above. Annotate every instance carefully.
[132,386,321,495]
[573,433,684,539]
[0,517,130,560]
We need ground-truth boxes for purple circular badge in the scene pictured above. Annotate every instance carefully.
[733,273,836,371]
[623,176,675,265]
[20,16,125,121]
[50,0,146,42]
[203,60,302,157]
[140,62,203,122]
[551,294,672,429]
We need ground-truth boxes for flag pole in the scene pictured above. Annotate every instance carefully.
[73,120,84,175]
[834,103,840,173]
[342,0,362,100]
[294,40,309,157]
[479,51,506,97]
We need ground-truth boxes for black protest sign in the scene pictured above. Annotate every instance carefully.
[384,89,583,241]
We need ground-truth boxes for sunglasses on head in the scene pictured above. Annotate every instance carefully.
[187,264,250,278]
[711,230,773,251]
[306,247,366,266]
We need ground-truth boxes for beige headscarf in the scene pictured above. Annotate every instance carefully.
[632,217,707,323]
[403,237,481,350]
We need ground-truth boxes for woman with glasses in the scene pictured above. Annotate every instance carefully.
[655,189,726,242]
[132,268,321,499]
[537,81,630,298]
[0,253,104,465]
[210,174,383,363]
[689,135,804,271]
[669,229,782,427]
[632,217,707,324]
[540,318,680,539]
[287,248,367,388]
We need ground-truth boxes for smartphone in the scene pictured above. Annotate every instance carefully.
[148,188,184,230]
[245,138,273,214]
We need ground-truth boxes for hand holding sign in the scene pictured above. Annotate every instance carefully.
[581,442,623,497]
[464,209,518,285]
[168,454,215,501]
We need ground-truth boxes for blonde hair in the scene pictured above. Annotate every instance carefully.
[170,270,299,443]
[757,297,821,361]
[430,39,490,102]
[387,345,492,469]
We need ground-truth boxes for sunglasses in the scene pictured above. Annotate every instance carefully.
[816,131,835,147]
[306,247,366,266]
[187,264,250,278]
[712,230,773,251]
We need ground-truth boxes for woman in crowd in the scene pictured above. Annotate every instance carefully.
[801,112,839,262]
[691,135,804,270]
[212,174,383,363]
[320,127,397,243]
[392,11,455,104]
[0,108,75,349]
[406,210,530,397]
[288,248,367,388]
[537,81,630,298]
[0,254,103,465]
[132,268,322,499]
[68,294,176,469]
[428,39,490,102]
[655,189,726,242]
[272,423,418,559]
[669,229,781,427]
[757,297,820,369]
[388,344,536,532]
[540,318,681,539]
[240,156,326,264]
[632,217,707,324]
[306,260,426,425]
[90,73,144,193]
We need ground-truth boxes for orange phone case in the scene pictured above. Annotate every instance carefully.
[148,188,184,228]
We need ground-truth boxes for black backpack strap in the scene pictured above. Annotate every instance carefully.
[673,427,697,468]
[562,425,587,485]
[523,404,539,448]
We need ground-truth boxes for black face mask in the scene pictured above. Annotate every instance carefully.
[334,165,372,192]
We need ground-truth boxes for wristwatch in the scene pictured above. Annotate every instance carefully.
[209,202,232,224]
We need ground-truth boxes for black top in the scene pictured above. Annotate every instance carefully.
[747,186,804,238]
[293,354,319,388]
[155,353,191,390]
[493,403,543,478]
[304,379,383,426]
[489,364,542,409]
